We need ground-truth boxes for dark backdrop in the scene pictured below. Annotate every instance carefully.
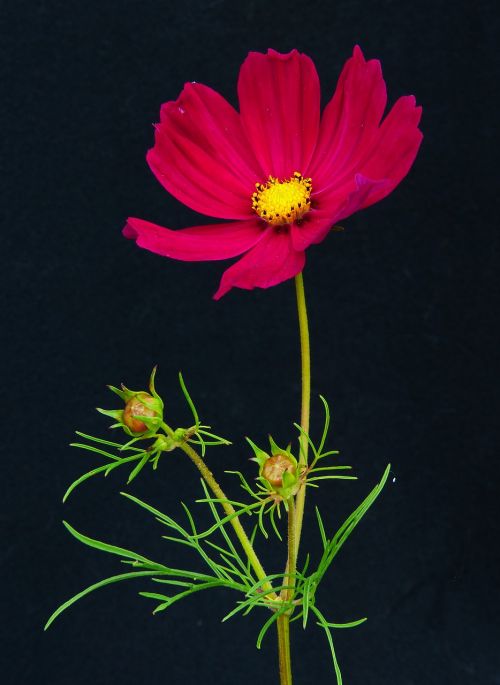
[2,1,499,684]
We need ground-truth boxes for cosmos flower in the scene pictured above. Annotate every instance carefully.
[124,46,422,299]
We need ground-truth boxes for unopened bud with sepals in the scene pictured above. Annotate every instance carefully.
[247,435,300,500]
[97,367,164,437]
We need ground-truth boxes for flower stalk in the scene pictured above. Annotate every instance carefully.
[285,496,297,602]
[293,272,311,563]
[276,273,311,684]
[277,614,293,685]
[160,421,276,600]
[278,496,297,685]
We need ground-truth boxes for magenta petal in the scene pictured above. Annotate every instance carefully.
[124,217,265,261]
[291,175,390,251]
[333,174,392,221]
[357,95,423,207]
[291,211,337,252]
[304,46,422,227]
[148,82,261,220]
[238,49,320,178]
[307,45,387,188]
[214,228,305,299]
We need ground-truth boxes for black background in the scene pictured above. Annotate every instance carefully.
[2,1,499,684]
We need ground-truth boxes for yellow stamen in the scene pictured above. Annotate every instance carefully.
[252,172,312,226]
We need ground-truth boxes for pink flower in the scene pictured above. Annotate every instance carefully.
[124,46,422,299]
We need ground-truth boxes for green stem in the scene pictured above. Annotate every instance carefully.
[293,272,311,563]
[275,269,312,685]
[161,422,276,599]
[276,497,296,682]
[284,497,296,601]
[277,613,293,685]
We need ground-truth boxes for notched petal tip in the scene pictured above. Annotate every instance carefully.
[243,47,299,62]
[238,46,320,178]
[123,221,138,240]
[398,94,423,125]
[351,44,384,77]
[351,45,381,69]
[158,81,216,123]
[266,47,301,60]
[352,44,365,60]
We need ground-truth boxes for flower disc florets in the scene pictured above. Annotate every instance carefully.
[252,172,312,226]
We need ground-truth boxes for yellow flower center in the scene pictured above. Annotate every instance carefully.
[252,172,312,226]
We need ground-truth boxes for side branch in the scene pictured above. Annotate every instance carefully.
[161,422,276,600]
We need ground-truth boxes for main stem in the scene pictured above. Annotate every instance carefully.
[294,272,311,561]
[285,497,297,600]
[277,614,292,685]
[276,273,312,685]
[164,271,311,685]
[276,496,296,684]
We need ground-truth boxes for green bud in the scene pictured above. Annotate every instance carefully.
[123,393,160,434]
[97,367,164,437]
[247,435,299,499]
[262,452,296,488]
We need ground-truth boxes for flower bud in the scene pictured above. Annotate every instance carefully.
[123,393,158,434]
[262,453,296,488]
[247,435,299,499]
[97,367,164,438]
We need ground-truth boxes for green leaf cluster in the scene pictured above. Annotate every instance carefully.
[48,460,391,685]
[50,377,391,685]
